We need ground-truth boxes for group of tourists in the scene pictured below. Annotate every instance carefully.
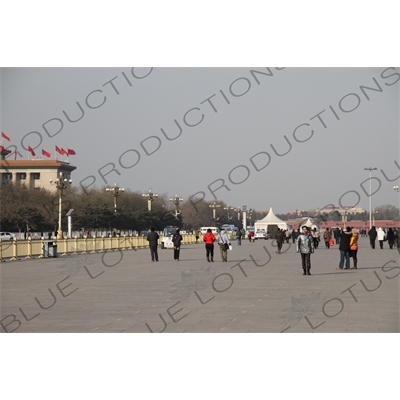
[203,227,230,262]
[146,225,399,274]
[336,227,359,270]
[146,226,231,263]
[293,225,359,275]
[146,227,183,262]
[366,226,397,249]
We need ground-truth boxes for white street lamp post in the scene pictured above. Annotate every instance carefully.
[209,201,220,221]
[364,167,377,229]
[170,195,183,217]
[106,183,125,213]
[142,189,158,211]
[50,172,72,239]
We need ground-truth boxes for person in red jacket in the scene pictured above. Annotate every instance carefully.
[203,228,216,262]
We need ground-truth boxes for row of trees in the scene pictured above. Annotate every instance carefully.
[1,182,398,235]
[0,183,264,235]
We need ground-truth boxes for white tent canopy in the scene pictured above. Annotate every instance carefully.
[299,218,317,230]
[254,207,288,232]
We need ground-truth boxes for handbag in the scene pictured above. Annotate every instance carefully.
[224,243,229,250]
[329,239,334,246]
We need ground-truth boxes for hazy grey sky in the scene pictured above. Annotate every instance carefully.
[1,67,399,214]
[2,2,400,394]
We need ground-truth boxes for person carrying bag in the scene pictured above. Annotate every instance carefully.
[217,227,230,262]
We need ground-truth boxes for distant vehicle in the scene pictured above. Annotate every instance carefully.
[255,229,269,240]
[200,227,218,235]
[161,226,178,249]
[0,232,15,241]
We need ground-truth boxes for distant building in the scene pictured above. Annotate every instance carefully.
[289,206,366,217]
[318,205,365,214]
[0,159,76,192]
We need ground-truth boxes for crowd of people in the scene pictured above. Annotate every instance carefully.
[145,225,399,272]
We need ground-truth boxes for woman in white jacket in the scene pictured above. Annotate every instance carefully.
[377,227,386,249]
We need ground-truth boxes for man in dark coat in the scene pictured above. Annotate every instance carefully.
[386,228,395,249]
[275,228,284,254]
[334,227,340,245]
[368,226,377,249]
[292,229,300,244]
[147,227,159,262]
[237,229,243,245]
[172,229,183,261]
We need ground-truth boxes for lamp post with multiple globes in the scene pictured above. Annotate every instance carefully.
[50,172,72,239]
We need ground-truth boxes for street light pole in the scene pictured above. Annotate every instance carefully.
[142,189,158,211]
[342,211,348,229]
[236,207,241,221]
[364,167,377,229]
[50,172,72,239]
[170,194,183,217]
[372,209,378,226]
[106,183,125,213]
[209,201,220,222]
[242,205,247,233]
[224,205,234,220]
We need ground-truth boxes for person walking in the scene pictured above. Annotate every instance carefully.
[248,230,255,242]
[275,228,284,254]
[203,228,216,262]
[368,226,377,249]
[377,227,386,249]
[296,226,314,275]
[147,227,159,262]
[284,229,291,243]
[393,229,398,248]
[337,227,352,270]
[195,230,200,243]
[217,227,230,262]
[323,228,331,249]
[292,228,300,244]
[311,228,320,249]
[334,227,340,245]
[237,229,242,246]
[349,227,359,269]
[386,228,395,249]
[172,228,183,261]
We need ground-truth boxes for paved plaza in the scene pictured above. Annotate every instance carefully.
[1,236,399,333]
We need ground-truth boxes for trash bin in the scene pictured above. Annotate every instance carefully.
[44,240,58,258]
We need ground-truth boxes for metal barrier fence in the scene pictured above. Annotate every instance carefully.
[0,234,199,261]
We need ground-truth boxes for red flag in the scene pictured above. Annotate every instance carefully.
[67,148,76,155]
[0,145,11,155]
[1,131,10,141]
[28,146,36,156]
[61,148,67,155]
[42,149,51,158]
[55,145,62,155]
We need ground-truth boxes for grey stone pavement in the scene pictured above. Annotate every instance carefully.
[1,236,399,333]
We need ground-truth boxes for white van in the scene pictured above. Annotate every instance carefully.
[200,227,218,235]
[161,226,178,249]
